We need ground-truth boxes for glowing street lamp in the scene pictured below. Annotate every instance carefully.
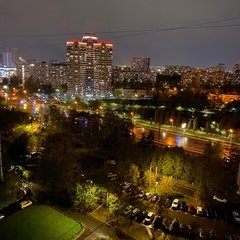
[229,129,233,148]
[131,112,134,119]
[182,123,186,134]
[170,118,174,132]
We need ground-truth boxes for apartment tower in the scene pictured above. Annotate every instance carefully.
[66,33,113,97]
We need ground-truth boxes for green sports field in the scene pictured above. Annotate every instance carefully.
[0,205,82,240]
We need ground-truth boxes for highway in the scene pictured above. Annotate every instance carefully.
[134,124,231,155]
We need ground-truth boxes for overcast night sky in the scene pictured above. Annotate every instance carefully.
[1,0,240,70]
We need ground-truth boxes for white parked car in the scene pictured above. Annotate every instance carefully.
[144,192,152,201]
[232,211,240,223]
[171,199,180,210]
[213,195,227,203]
[196,206,204,216]
[143,211,155,225]
[123,205,133,215]
[137,190,145,199]
[132,208,140,216]
[0,214,5,220]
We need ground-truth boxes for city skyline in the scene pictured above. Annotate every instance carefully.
[1,0,240,70]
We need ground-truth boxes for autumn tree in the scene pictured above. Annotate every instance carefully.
[69,183,105,212]
[157,176,175,197]
[128,164,140,186]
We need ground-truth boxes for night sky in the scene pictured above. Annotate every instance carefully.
[1,0,240,70]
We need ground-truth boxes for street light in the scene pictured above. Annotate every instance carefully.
[74,101,78,109]
[170,118,173,132]
[131,112,134,120]
[229,129,233,148]
[181,123,186,147]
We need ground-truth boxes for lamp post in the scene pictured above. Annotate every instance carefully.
[149,163,153,189]
[131,112,134,121]
[170,118,173,132]
[181,123,186,147]
[74,101,78,110]
[229,129,233,148]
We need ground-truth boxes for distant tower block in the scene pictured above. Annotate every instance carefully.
[131,57,150,72]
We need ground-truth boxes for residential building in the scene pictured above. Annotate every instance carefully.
[131,57,150,72]
[49,60,67,88]
[66,32,113,98]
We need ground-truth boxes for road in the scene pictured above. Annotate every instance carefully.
[9,96,234,156]
[134,125,230,155]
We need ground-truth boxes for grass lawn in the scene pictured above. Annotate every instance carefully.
[0,205,82,240]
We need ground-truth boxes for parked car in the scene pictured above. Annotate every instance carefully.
[164,196,172,208]
[123,182,131,190]
[123,205,133,215]
[107,172,117,178]
[232,211,240,223]
[0,214,4,220]
[188,204,195,214]
[213,195,227,203]
[171,199,180,210]
[143,211,155,226]
[151,194,158,203]
[223,209,234,222]
[20,200,33,209]
[137,190,145,199]
[198,228,208,239]
[135,211,147,223]
[144,192,152,201]
[179,201,188,211]
[179,223,192,238]
[131,207,140,217]
[169,218,180,233]
[214,206,223,220]
[161,217,171,232]
[132,188,141,196]
[153,215,163,229]
[206,206,215,219]
[196,206,204,216]
[179,223,195,239]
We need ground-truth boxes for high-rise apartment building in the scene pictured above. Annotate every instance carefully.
[49,60,67,88]
[131,57,150,72]
[66,33,113,98]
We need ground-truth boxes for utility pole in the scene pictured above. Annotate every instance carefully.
[0,134,4,181]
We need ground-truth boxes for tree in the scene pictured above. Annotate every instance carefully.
[69,183,103,212]
[0,169,25,209]
[36,129,77,193]
[43,105,68,132]
[107,193,120,219]
[193,118,198,131]
[157,176,175,196]
[24,76,38,93]
[128,164,140,186]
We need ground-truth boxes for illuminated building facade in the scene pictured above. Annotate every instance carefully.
[131,57,150,72]
[66,33,113,98]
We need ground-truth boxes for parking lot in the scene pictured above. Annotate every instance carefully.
[120,181,240,239]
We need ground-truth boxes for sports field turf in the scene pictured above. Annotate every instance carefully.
[0,205,82,240]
